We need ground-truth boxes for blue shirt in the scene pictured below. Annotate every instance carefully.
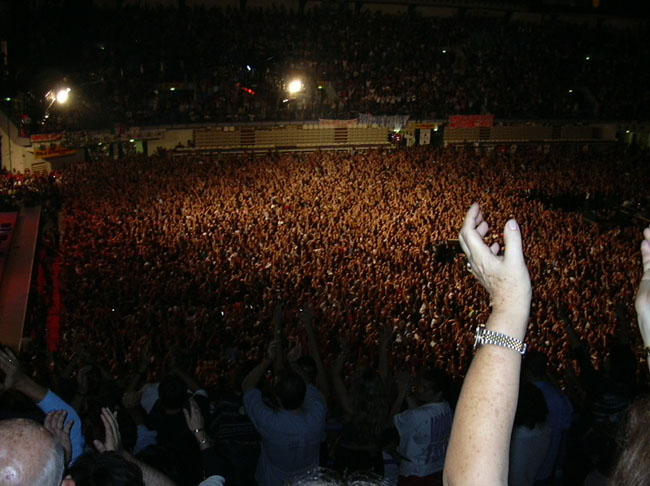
[244,384,326,486]
[37,390,85,463]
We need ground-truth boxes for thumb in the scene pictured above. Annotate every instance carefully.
[183,407,190,425]
[93,440,106,452]
[641,238,650,273]
[503,219,525,266]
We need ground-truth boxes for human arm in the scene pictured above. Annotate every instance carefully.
[271,303,285,372]
[0,347,85,463]
[332,338,354,417]
[126,342,151,393]
[378,324,392,387]
[94,407,178,486]
[390,370,410,417]
[443,203,531,486]
[300,307,330,397]
[43,410,73,466]
[184,397,227,478]
[635,226,650,372]
[241,342,273,394]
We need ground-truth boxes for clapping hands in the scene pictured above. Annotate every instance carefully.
[459,203,531,321]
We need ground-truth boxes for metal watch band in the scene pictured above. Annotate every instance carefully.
[474,325,527,355]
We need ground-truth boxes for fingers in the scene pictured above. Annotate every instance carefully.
[463,202,480,228]
[3,347,18,361]
[189,397,200,415]
[99,407,120,449]
[489,242,500,256]
[0,349,16,368]
[45,410,68,433]
[502,219,525,266]
[183,407,191,426]
[476,221,489,238]
[93,439,107,453]
[641,228,650,274]
[460,203,495,262]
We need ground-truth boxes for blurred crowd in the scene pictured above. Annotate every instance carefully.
[6,5,650,129]
[1,143,650,486]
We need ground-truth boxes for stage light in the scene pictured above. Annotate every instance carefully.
[585,55,590,60]
[442,49,447,54]
[568,89,573,93]
[170,87,176,91]
[288,79,303,94]
[56,88,70,104]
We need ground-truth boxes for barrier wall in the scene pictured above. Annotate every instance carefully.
[189,124,389,152]
[443,124,619,144]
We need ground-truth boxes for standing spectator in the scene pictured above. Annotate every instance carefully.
[392,368,453,486]
[242,341,327,486]
[523,351,573,484]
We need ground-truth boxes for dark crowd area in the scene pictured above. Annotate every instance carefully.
[1,144,650,486]
[2,4,650,130]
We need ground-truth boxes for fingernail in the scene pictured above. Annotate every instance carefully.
[508,219,519,231]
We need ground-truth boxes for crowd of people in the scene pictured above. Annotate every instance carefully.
[4,4,650,130]
[0,143,649,486]
[55,145,650,385]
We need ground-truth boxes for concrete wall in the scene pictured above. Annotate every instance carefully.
[0,111,34,173]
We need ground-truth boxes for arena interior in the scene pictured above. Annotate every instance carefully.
[0,0,649,485]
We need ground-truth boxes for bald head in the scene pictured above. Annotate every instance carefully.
[0,418,64,486]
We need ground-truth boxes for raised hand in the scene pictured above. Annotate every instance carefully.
[44,410,73,465]
[459,203,531,322]
[300,307,314,328]
[635,227,650,347]
[93,408,124,455]
[267,339,280,361]
[0,347,23,392]
[183,397,205,433]
[287,341,302,363]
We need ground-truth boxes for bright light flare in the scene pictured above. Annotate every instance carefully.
[56,88,71,104]
[288,79,303,94]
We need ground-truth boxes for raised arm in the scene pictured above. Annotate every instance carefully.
[242,341,274,394]
[0,347,85,463]
[635,226,650,372]
[443,203,531,486]
[300,307,330,398]
[332,338,354,417]
[94,407,178,486]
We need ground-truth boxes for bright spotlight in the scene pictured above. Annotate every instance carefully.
[288,79,303,94]
[56,88,71,104]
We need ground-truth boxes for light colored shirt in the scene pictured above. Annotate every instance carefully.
[393,401,452,477]
[244,384,327,486]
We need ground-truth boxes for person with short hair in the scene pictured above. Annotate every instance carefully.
[242,341,327,486]
[0,418,65,486]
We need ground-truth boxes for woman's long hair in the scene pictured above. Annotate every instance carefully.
[609,395,650,486]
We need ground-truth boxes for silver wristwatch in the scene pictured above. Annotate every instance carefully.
[474,325,527,355]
